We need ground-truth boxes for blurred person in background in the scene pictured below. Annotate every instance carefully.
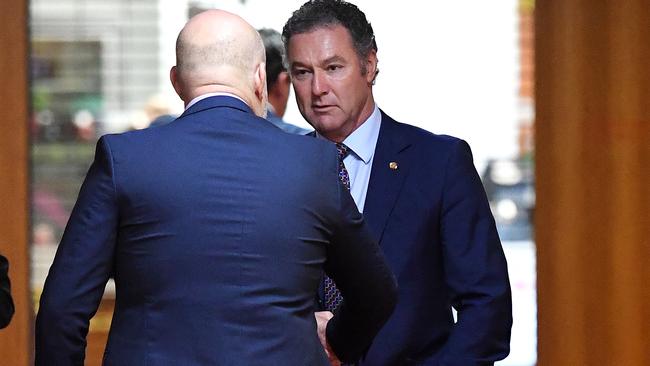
[145,94,178,128]
[283,1,512,364]
[72,109,97,142]
[258,28,310,134]
[130,94,178,130]
[36,9,396,365]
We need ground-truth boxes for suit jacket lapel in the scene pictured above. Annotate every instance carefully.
[363,111,411,244]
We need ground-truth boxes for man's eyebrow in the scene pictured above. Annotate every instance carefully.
[290,60,309,69]
[290,55,347,69]
[321,55,345,65]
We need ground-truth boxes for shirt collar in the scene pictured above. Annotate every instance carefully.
[342,104,381,164]
[185,92,247,110]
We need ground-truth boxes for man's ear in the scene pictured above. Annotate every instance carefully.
[170,66,183,99]
[254,62,267,100]
[273,71,291,99]
[269,71,291,117]
[365,50,378,84]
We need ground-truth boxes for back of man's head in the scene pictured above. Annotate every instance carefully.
[258,28,285,89]
[257,28,292,117]
[171,10,268,117]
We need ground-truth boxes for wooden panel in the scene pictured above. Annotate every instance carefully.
[536,0,650,364]
[86,298,113,366]
[0,0,32,364]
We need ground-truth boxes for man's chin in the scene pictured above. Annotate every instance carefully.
[310,116,342,130]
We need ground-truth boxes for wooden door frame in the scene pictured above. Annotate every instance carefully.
[0,0,32,364]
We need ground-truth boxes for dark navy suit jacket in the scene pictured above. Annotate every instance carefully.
[355,112,512,366]
[35,96,397,365]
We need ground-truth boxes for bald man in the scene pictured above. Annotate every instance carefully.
[35,10,396,365]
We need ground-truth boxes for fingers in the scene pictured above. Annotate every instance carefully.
[314,311,340,365]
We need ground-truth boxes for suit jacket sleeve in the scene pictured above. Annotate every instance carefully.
[437,140,513,365]
[324,173,398,364]
[0,255,14,329]
[35,136,119,365]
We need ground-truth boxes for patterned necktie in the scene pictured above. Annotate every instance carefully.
[324,143,350,312]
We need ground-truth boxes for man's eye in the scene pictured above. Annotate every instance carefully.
[292,69,311,79]
[327,65,342,71]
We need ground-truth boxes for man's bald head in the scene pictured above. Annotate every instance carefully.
[171,10,268,117]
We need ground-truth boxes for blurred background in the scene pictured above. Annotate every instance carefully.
[29,0,536,364]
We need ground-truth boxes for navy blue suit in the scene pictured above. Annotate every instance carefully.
[356,112,512,365]
[35,96,397,365]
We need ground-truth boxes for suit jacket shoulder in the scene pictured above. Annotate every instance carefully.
[379,110,469,157]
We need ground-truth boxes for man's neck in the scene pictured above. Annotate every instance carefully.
[184,92,247,111]
[185,84,250,107]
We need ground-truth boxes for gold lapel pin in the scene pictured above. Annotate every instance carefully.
[389,161,398,170]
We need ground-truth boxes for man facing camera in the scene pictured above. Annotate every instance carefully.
[36,9,396,366]
[284,1,512,365]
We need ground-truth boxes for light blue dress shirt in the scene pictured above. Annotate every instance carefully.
[318,105,382,213]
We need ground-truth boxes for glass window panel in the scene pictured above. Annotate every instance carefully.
[29,2,536,364]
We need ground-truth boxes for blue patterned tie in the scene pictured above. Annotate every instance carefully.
[335,143,350,190]
[324,143,350,312]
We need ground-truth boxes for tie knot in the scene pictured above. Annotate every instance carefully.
[335,143,350,161]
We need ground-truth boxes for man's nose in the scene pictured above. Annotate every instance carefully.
[311,70,329,96]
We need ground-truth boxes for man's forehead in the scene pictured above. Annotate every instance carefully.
[287,25,355,59]
[290,24,353,43]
